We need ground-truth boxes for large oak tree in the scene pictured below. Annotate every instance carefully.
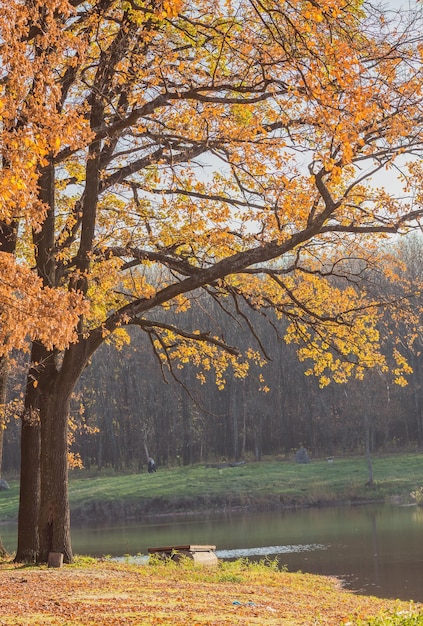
[2,0,423,562]
[0,0,87,557]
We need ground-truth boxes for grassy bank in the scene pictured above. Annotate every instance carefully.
[1,453,423,522]
[0,557,422,625]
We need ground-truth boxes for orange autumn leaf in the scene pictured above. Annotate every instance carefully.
[0,252,86,355]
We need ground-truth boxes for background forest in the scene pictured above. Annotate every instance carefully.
[3,236,423,474]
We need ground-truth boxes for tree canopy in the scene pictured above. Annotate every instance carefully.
[3,0,423,379]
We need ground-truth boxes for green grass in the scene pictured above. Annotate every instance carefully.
[1,452,423,522]
[0,480,20,521]
[363,614,423,625]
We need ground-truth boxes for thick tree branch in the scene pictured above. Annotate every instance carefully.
[128,317,241,356]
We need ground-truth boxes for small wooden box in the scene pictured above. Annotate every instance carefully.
[148,544,218,567]
[48,552,64,568]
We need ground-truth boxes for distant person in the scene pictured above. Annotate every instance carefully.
[147,457,157,473]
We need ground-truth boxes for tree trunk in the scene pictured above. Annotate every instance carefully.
[364,413,374,486]
[0,356,8,477]
[36,342,95,563]
[181,391,191,466]
[0,356,9,559]
[230,385,239,461]
[15,343,48,562]
[0,537,7,558]
[15,162,56,561]
[38,387,72,563]
[15,409,40,562]
[143,441,150,461]
[15,339,85,563]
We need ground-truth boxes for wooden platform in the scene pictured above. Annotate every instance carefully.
[148,544,218,567]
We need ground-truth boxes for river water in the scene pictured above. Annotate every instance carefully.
[3,503,423,602]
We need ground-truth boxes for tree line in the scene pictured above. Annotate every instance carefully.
[3,236,423,472]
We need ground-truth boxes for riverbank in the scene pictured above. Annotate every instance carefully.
[1,453,423,523]
[0,556,422,625]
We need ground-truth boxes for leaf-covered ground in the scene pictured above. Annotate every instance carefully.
[0,558,421,625]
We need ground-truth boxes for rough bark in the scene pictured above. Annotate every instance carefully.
[0,355,9,559]
[36,342,93,563]
[15,344,45,562]
[15,412,40,562]
[38,384,72,563]
[16,347,77,564]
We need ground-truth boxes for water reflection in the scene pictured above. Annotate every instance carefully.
[216,544,327,558]
[2,503,423,602]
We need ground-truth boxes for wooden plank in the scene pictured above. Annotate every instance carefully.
[148,545,216,553]
[148,544,218,567]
